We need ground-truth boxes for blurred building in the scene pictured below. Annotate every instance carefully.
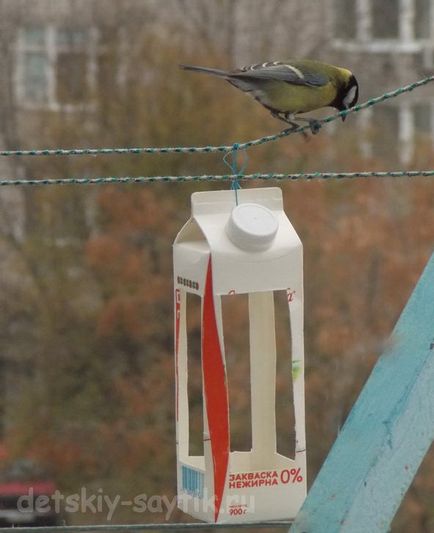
[0,0,432,167]
[0,0,432,414]
[0,0,433,431]
[330,0,434,163]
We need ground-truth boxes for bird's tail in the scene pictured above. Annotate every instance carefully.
[180,64,229,78]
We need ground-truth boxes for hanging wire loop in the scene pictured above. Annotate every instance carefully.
[223,143,249,204]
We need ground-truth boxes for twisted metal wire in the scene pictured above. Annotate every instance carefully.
[0,170,433,187]
[0,75,433,159]
[0,521,292,532]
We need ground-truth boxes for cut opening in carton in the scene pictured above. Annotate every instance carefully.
[222,294,252,452]
[186,292,203,457]
[275,290,296,459]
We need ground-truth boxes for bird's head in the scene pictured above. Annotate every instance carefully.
[334,74,359,121]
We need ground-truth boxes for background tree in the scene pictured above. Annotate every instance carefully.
[0,1,433,530]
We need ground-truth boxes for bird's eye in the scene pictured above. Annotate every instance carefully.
[343,85,358,108]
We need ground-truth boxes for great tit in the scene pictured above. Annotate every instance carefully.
[181,59,359,133]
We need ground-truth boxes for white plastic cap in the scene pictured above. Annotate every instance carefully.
[225,203,279,252]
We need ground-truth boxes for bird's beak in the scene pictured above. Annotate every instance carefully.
[341,109,347,122]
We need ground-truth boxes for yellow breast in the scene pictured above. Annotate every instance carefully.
[255,80,337,114]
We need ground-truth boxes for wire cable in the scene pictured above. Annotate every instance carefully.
[1,170,434,187]
[0,75,433,158]
[0,521,292,532]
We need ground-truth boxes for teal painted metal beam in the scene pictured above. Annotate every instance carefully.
[291,252,434,533]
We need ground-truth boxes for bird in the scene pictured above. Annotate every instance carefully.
[180,59,359,134]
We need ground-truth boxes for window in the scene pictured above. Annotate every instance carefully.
[414,102,432,133]
[17,26,96,110]
[371,0,399,39]
[56,29,89,105]
[361,102,434,164]
[22,51,49,104]
[333,0,433,51]
[19,27,49,104]
[334,0,357,40]
[415,0,432,37]
[371,106,400,161]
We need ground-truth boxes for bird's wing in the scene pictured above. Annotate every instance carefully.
[231,61,328,87]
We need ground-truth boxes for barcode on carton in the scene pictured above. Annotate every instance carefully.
[181,465,204,498]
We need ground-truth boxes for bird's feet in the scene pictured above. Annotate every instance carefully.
[307,119,322,135]
[272,112,321,138]
[272,111,301,131]
[293,117,322,135]
[272,113,308,139]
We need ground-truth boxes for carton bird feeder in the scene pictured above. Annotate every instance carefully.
[173,187,306,523]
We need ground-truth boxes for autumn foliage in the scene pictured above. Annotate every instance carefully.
[1,8,434,531]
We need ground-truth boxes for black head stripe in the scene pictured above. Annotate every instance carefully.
[334,74,359,111]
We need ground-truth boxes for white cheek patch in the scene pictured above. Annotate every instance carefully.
[343,85,358,108]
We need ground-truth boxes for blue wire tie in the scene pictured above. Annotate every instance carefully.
[223,143,248,205]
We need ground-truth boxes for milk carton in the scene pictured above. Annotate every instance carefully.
[173,187,306,523]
